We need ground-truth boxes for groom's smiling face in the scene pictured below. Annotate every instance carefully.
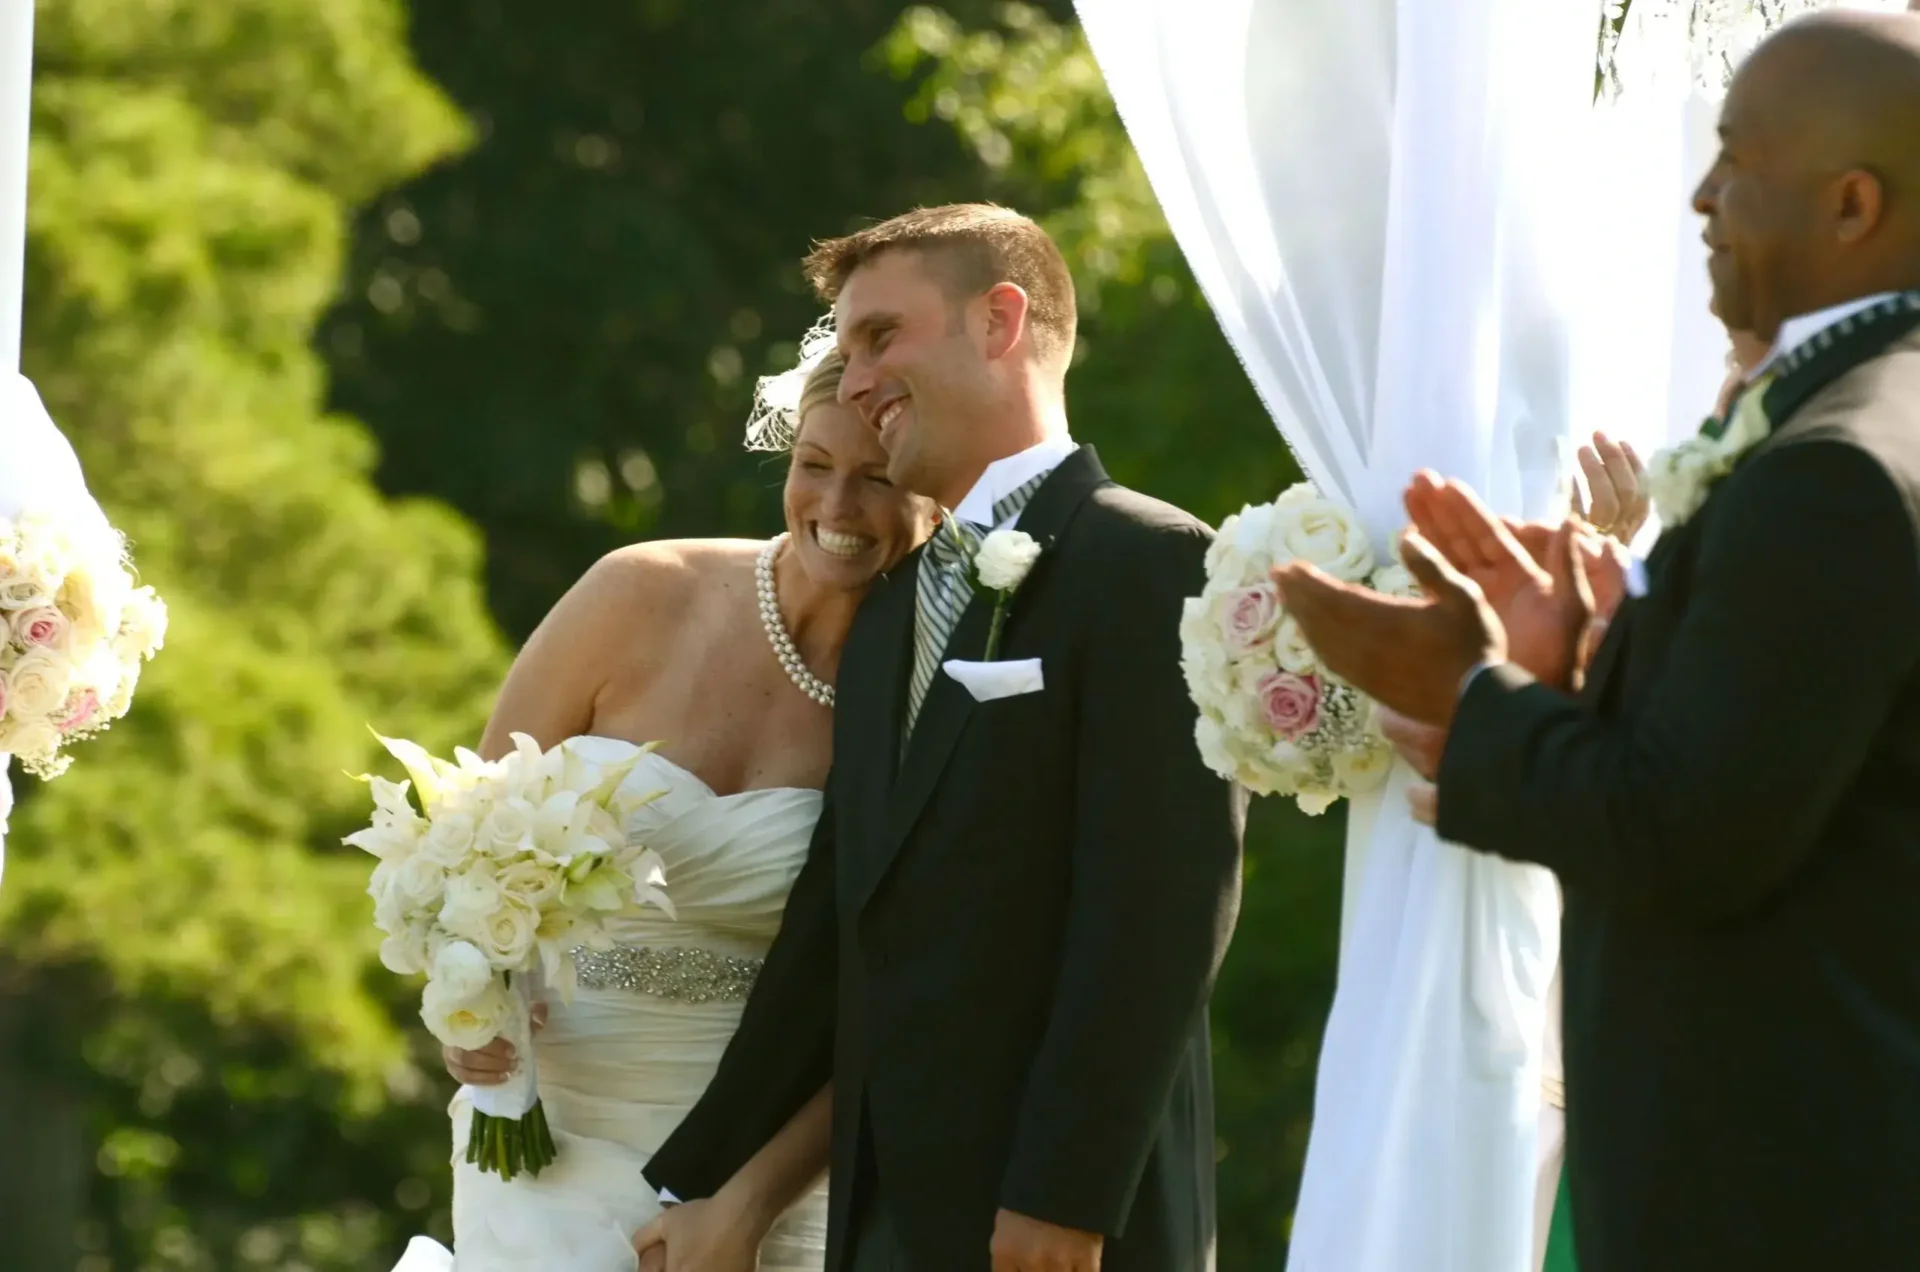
[833,249,994,504]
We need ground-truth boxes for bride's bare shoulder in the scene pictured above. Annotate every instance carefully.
[556,538,763,635]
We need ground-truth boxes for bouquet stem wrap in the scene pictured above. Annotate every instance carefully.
[464,971,555,1178]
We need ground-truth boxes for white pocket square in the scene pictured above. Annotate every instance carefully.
[943,657,1044,703]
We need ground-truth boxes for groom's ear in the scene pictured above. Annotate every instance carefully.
[978,282,1031,363]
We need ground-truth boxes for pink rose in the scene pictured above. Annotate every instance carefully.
[55,688,98,735]
[1216,584,1280,655]
[1257,670,1322,740]
[13,605,70,650]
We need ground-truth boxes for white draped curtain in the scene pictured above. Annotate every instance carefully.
[1073,1,1621,1269]
[0,0,36,875]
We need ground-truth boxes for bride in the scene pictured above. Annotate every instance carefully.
[396,323,935,1272]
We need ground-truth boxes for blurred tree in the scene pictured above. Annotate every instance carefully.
[4,0,508,1267]
[320,0,1078,642]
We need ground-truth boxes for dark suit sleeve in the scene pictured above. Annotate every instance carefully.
[999,521,1246,1236]
[1438,438,1920,921]
[642,785,839,1199]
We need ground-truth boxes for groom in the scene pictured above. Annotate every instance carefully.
[642,204,1243,1270]
[1275,13,1920,1271]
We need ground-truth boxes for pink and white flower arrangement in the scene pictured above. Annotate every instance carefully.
[1180,483,1414,814]
[0,512,167,778]
[347,732,674,1180]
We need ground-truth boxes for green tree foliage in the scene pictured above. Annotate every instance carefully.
[6,0,508,1266]
[319,0,1080,641]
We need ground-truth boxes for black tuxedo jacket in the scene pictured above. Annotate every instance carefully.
[646,446,1244,1271]
[1439,329,1920,1271]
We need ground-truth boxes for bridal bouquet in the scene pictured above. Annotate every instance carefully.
[1181,483,1415,814]
[0,511,167,778]
[348,732,673,1180]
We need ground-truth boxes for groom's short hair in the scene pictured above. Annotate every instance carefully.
[803,204,1078,368]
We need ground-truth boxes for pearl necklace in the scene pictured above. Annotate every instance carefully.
[756,534,834,707]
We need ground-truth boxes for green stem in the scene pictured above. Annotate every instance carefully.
[984,593,1009,661]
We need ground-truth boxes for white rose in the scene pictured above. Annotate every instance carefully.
[497,858,565,911]
[391,853,448,913]
[98,661,138,719]
[1369,562,1417,599]
[420,976,511,1051]
[51,568,119,645]
[1266,737,1310,774]
[379,925,432,976]
[1180,642,1233,711]
[417,811,481,868]
[1331,742,1394,795]
[1194,713,1238,780]
[6,649,73,720]
[1217,504,1279,586]
[478,799,538,860]
[472,893,540,968]
[1272,616,1318,674]
[0,542,57,611]
[430,939,495,1001]
[1,718,62,771]
[438,866,506,940]
[1270,486,1375,581]
[1296,790,1340,816]
[974,529,1042,591]
[115,586,168,659]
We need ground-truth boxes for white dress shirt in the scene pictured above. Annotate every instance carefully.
[1751,292,1902,380]
[950,434,1079,530]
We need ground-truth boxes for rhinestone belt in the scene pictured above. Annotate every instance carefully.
[571,945,763,1003]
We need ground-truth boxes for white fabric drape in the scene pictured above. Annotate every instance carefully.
[0,0,35,877]
[1073,2,1591,1269]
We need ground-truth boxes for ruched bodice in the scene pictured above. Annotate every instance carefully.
[415,744,828,1272]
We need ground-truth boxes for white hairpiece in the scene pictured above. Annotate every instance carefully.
[743,313,839,452]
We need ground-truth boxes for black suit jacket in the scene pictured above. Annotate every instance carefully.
[646,446,1244,1271]
[1438,331,1920,1271]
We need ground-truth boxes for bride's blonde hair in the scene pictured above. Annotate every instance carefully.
[793,349,847,444]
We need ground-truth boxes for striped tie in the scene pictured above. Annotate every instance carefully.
[902,472,1050,739]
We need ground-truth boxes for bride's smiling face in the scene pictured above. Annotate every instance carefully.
[785,400,935,590]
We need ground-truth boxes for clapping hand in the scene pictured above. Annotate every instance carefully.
[1271,528,1504,729]
[1402,473,1597,693]
[1572,431,1649,544]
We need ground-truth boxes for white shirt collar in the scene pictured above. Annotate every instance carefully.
[1753,293,1901,379]
[951,435,1078,530]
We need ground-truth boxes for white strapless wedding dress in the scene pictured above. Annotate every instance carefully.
[394,746,829,1272]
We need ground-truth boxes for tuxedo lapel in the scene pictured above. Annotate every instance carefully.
[852,445,1112,914]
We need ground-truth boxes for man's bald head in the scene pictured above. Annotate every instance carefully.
[1693,11,1920,340]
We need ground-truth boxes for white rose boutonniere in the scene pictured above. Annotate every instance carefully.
[1645,373,1774,530]
[972,528,1042,661]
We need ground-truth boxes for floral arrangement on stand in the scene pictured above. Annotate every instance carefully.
[1180,483,1415,814]
[0,511,167,779]
[348,732,674,1179]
